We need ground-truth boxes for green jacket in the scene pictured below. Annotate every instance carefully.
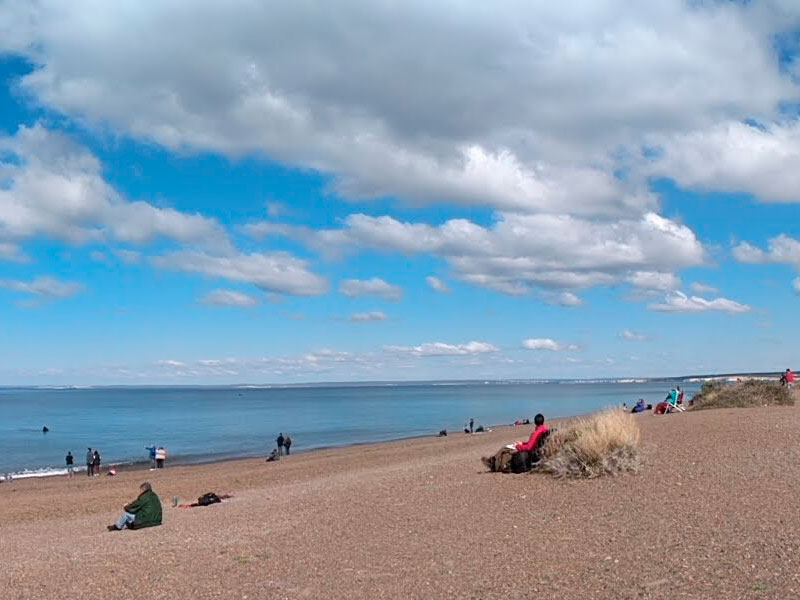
[125,490,162,529]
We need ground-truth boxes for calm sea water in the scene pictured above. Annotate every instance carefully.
[0,381,699,477]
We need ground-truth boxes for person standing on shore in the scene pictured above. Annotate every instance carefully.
[155,446,166,469]
[469,418,474,433]
[93,449,101,476]
[284,435,292,456]
[65,451,74,478]
[86,448,94,477]
[276,433,285,456]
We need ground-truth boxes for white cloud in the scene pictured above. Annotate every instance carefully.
[522,338,578,352]
[385,341,498,357]
[153,250,328,296]
[200,289,260,307]
[0,276,83,298]
[274,211,705,297]
[690,282,719,295]
[2,0,798,220]
[733,235,800,269]
[648,291,751,314]
[426,276,450,293]
[650,121,800,203]
[0,125,230,249]
[620,329,648,342]
[349,310,388,322]
[339,277,402,301]
[627,271,681,291]
[542,291,583,307]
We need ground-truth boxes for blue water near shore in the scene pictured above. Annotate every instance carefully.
[0,380,699,477]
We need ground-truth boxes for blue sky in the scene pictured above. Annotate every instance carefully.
[0,1,798,384]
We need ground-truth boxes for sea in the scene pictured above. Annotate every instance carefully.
[0,380,700,479]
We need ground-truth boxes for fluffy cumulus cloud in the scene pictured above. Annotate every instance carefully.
[648,291,751,314]
[200,289,260,307]
[734,235,800,269]
[266,211,706,296]
[649,121,800,203]
[349,311,388,322]
[339,278,402,301]
[0,276,83,298]
[0,125,229,249]
[1,0,799,311]
[522,338,578,352]
[153,251,328,297]
[385,341,499,357]
[2,0,798,216]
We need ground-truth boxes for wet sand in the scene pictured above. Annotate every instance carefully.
[2,406,800,599]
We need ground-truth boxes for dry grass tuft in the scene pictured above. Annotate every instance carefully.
[539,409,641,479]
[691,380,794,410]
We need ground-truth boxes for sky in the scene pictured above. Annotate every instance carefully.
[0,0,799,385]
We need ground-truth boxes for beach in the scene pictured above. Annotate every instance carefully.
[2,406,799,599]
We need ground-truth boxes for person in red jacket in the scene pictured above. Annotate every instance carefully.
[782,369,797,386]
[482,414,549,473]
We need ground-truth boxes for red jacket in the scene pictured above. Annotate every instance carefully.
[516,425,549,453]
[787,371,797,383]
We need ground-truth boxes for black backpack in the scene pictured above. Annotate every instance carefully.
[197,492,222,506]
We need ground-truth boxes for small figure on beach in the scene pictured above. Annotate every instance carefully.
[284,435,292,456]
[266,448,280,462]
[86,448,94,477]
[108,482,162,531]
[469,418,474,433]
[780,369,796,387]
[93,449,102,476]
[42,426,49,433]
[155,446,167,469]
[276,433,285,456]
[438,429,448,437]
[65,451,74,478]
[482,414,549,474]
[146,445,157,469]
[631,399,651,413]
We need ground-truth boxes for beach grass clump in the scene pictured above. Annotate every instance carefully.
[691,380,794,410]
[539,409,640,479]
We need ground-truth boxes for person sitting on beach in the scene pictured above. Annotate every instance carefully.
[482,414,549,473]
[107,482,162,531]
[266,448,280,462]
[631,399,648,413]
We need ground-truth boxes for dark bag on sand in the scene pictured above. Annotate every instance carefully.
[197,492,222,506]
[510,451,530,474]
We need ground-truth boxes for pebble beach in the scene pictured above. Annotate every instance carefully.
[2,405,799,599]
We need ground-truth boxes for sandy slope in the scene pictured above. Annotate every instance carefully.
[2,406,800,599]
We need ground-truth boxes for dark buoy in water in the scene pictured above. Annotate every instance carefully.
[42,426,49,433]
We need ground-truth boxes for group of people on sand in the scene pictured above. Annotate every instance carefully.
[146,445,168,469]
[81,448,103,476]
[266,432,293,461]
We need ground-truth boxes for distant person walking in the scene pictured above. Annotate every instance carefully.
[65,451,74,478]
[86,448,94,477]
[284,435,292,456]
[469,418,474,434]
[93,449,102,476]
[155,446,167,469]
[276,433,285,456]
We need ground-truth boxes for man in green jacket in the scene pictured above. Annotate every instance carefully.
[108,482,162,531]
